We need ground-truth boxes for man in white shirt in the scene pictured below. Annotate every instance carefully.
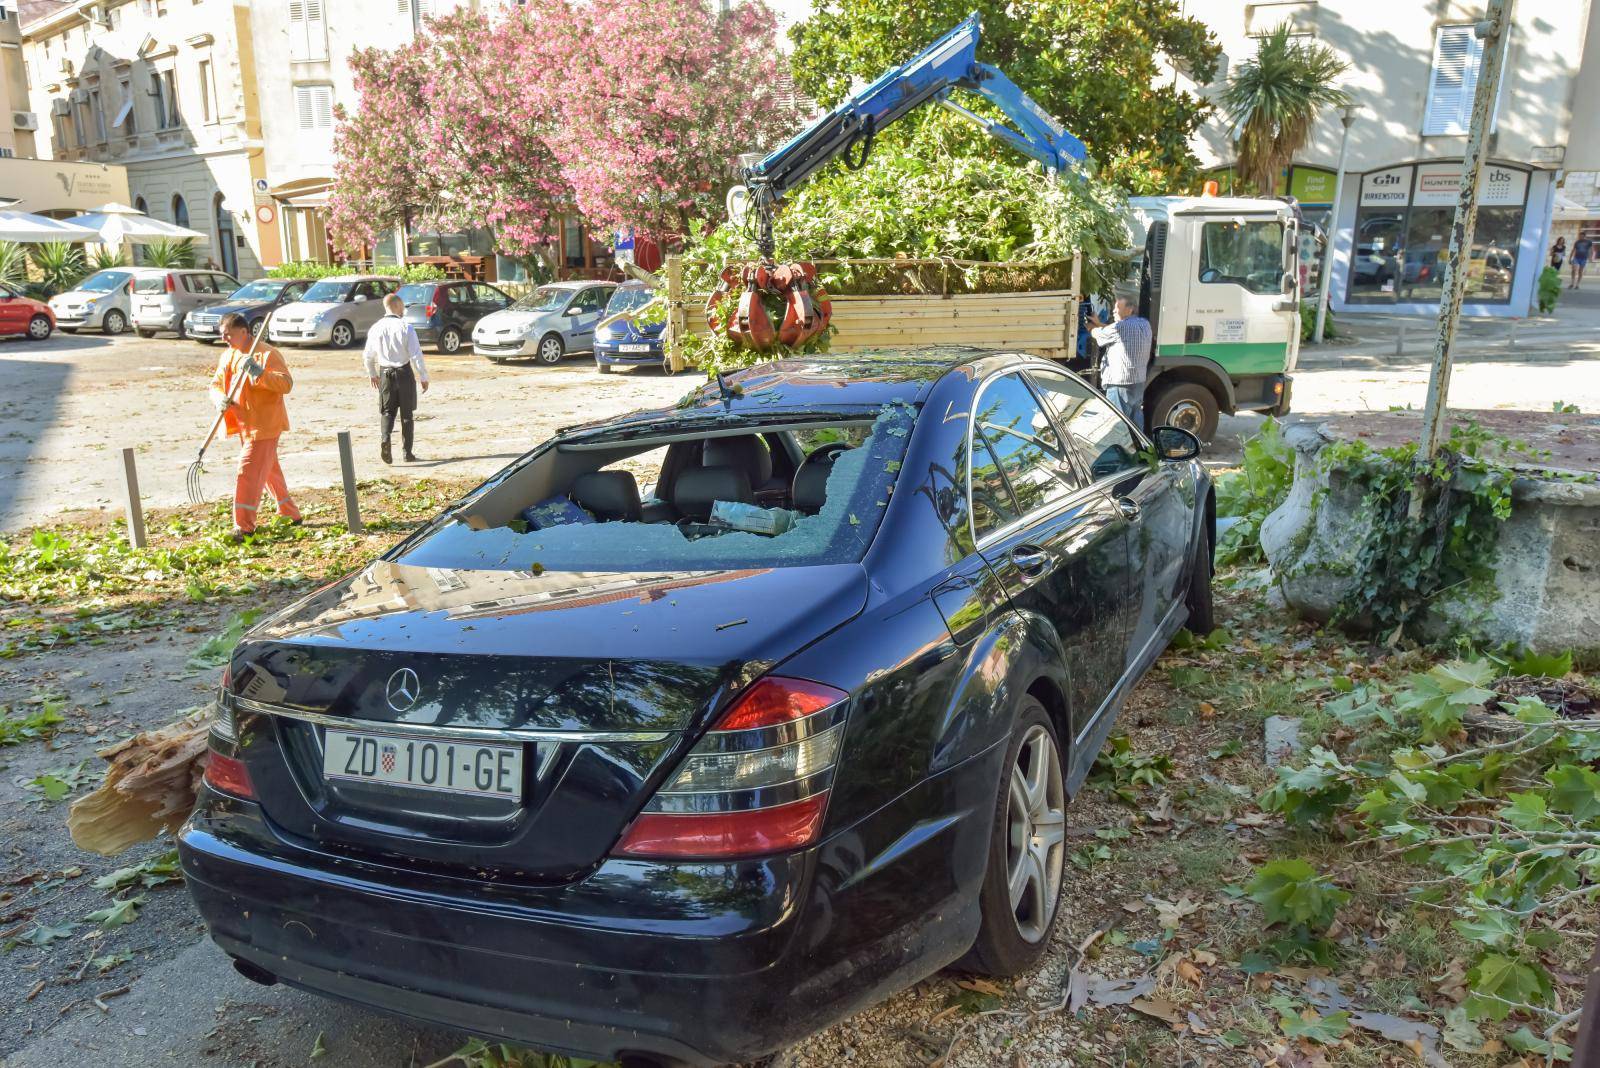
[363,293,430,464]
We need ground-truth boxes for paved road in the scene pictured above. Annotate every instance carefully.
[0,330,688,533]
[3,327,1598,533]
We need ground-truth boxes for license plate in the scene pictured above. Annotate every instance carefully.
[618,343,651,353]
[322,729,524,800]
[142,303,162,312]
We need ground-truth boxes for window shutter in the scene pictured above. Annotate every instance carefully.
[288,0,307,61]
[289,0,327,62]
[294,85,333,131]
[1423,25,1482,136]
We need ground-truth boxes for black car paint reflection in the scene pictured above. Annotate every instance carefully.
[180,348,1212,1066]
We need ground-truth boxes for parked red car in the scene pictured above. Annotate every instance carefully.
[0,282,55,340]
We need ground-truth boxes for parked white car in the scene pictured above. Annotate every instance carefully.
[268,275,400,348]
[48,268,141,334]
[471,281,614,364]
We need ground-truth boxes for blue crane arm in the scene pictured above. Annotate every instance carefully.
[745,12,1086,234]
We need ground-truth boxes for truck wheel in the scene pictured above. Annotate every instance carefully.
[1147,381,1219,444]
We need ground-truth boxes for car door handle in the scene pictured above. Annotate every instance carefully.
[1115,497,1141,521]
[1011,546,1050,574]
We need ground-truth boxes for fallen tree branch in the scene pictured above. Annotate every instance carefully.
[67,709,209,857]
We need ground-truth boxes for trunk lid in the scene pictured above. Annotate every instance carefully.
[228,560,868,883]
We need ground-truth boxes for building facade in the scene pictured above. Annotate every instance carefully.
[1,4,43,159]
[1181,0,1600,317]
[21,0,272,277]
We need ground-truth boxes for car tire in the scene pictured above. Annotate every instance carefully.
[330,321,355,348]
[959,697,1066,977]
[1146,381,1219,444]
[175,319,187,341]
[102,309,128,336]
[1184,519,1215,635]
[26,315,52,341]
[135,328,156,339]
[438,327,462,355]
[535,333,565,365]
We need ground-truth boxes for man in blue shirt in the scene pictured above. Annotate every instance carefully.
[1088,298,1153,426]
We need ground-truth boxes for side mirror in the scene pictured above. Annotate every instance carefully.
[353,294,367,303]
[1282,272,1297,295]
[1153,425,1201,461]
[564,306,581,316]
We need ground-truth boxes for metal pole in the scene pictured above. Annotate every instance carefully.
[336,431,363,534]
[118,447,147,549]
[1417,0,1514,464]
[1313,106,1359,344]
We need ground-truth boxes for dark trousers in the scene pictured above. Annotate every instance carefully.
[378,365,417,454]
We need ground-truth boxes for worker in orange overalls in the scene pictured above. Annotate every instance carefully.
[209,312,302,541]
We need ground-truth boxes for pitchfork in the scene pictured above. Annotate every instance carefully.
[186,311,274,504]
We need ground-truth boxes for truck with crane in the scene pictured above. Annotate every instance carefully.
[699,13,1300,441]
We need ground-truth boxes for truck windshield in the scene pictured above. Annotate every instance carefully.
[1197,220,1284,295]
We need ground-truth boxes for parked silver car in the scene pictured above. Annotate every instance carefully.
[48,267,144,334]
[133,269,241,338]
[268,275,400,348]
[471,281,615,364]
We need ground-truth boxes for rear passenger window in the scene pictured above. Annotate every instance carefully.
[971,373,1076,521]
[186,274,217,294]
[1030,370,1145,481]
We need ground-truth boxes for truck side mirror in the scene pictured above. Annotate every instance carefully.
[1282,272,1297,295]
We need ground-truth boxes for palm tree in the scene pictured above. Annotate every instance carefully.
[0,241,27,286]
[1220,25,1351,195]
[30,242,86,296]
[88,245,128,273]
[142,238,197,269]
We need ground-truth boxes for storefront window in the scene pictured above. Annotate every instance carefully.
[372,229,399,264]
[406,227,493,258]
[1346,162,1527,306]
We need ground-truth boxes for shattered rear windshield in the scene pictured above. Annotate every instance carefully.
[394,404,916,573]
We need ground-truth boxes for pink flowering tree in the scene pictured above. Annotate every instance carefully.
[329,8,571,259]
[329,0,795,257]
[545,0,798,242]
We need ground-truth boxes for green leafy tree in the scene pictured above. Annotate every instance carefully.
[1220,24,1350,195]
[87,246,127,273]
[789,0,1220,192]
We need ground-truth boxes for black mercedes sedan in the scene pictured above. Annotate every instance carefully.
[180,348,1214,1067]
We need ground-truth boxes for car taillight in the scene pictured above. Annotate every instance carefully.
[425,301,437,317]
[613,676,848,860]
[203,753,254,799]
[164,274,176,293]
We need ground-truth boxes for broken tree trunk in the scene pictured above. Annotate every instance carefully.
[68,708,209,857]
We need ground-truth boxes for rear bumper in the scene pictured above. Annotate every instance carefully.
[135,310,181,330]
[411,323,439,343]
[179,739,997,1064]
[181,801,814,1065]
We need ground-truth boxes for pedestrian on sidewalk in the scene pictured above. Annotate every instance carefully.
[210,313,302,541]
[1549,236,1566,272]
[1570,235,1591,289]
[363,292,430,464]
[1088,297,1153,426]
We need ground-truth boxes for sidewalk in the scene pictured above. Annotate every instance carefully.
[1299,283,1600,368]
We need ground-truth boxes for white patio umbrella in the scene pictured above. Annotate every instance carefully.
[63,202,207,245]
[0,210,100,243]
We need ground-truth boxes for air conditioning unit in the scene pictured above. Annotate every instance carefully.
[12,111,38,131]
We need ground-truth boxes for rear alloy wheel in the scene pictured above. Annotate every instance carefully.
[438,326,462,355]
[26,315,51,341]
[102,309,128,336]
[961,699,1066,976]
[1184,520,1215,635]
[1146,381,1218,444]
[536,333,565,365]
[330,321,355,348]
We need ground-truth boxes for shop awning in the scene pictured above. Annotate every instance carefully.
[1553,193,1600,222]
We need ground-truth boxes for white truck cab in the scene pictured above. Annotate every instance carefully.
[1110,195,1301,440]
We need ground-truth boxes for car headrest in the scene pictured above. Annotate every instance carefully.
[569,470,641,523]
[703,435,772,488]
[673,465,753,523]
[792,447,848,515]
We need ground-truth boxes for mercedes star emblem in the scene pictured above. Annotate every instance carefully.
[385,667,421,712]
